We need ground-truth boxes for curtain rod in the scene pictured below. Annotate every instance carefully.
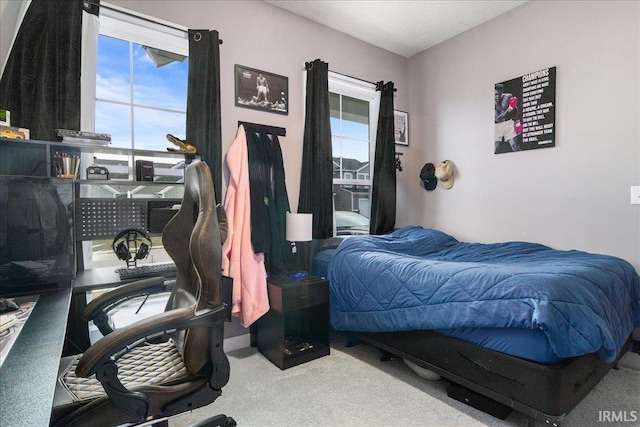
[327,69,397,93]
[329,69,375,87]
[84,1,223,44]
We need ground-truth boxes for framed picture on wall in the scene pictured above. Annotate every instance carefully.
[494,66,556,154]
[234,64,289,115]
[394,110,408,146]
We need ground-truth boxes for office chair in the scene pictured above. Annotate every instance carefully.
[51,161,235,427]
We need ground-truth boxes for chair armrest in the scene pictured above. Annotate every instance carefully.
[81,277,170,334]
[76,304,227,378]
[75,304,227,421]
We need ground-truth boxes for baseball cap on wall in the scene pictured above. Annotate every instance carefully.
[435,160,454,189]
[419,163,437,191]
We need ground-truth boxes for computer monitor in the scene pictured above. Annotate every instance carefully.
[0,175,75,295]
[147,200,181,234]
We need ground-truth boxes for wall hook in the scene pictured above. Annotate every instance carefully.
[395,152,403,172]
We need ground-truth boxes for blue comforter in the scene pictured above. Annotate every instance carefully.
[328,226,640,362]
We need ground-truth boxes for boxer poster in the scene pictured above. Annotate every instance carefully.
[494,66,556,154]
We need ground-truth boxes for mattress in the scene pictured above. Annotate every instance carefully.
[315,227,640,363]
[314,247,561,363]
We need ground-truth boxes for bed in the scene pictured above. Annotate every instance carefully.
[313,226,640,425]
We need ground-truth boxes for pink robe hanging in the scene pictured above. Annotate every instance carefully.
[222,125,269,327]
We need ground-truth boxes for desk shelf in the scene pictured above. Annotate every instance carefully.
[0,137,198,185]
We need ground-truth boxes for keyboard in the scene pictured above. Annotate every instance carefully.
[116,262,177,280]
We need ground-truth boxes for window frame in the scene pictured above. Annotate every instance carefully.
[328,72,380,235]
[328,72,380,189]
[80,2,189,142]
[78,3,189,267]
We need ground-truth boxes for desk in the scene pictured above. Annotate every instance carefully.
[73,266,177,292]
[0,288,72,426]
[73,266,131,293]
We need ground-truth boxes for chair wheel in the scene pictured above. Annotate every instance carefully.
[188,414,236,427]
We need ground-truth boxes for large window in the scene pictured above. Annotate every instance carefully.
[329,73,380,235]
[95,35,188,150]
[81,5,189,267]
[93,7,189,151]
[82,7,190,183]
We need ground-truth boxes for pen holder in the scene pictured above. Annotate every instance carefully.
[54,152,80,179]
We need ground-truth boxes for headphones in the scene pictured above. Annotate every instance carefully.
[112,228,152,262]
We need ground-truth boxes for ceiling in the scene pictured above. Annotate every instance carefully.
[265,1,528,58]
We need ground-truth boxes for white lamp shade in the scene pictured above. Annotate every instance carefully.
[286,212,313,242]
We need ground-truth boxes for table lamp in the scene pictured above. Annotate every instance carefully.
[286,212,313,278]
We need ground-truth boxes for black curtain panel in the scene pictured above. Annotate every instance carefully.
[299,59,333,239]
[369,81,396,235]
[186,30,222,202]
[0,0,91,141]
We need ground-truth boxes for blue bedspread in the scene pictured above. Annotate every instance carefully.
[328,226,640,362]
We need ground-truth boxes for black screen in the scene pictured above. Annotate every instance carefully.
[0,176,75,295]
[147,199,181,234]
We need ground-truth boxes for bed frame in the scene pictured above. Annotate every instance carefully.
[357,330,631,426]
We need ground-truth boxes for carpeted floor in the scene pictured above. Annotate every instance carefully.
[170,333,640,427]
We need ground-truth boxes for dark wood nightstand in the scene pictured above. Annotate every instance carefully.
[257,275,330,369]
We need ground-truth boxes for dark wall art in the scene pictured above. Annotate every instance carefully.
[235,65,288,115]
[494,66,556,154]
[394,110,408,146]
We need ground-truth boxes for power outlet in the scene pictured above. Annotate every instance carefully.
[631,186,640,205]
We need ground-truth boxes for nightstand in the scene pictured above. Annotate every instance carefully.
[257,275,330,369]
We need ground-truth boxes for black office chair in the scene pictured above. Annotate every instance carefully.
[50,161,234,427]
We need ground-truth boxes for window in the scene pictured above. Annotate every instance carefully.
[80,5,189,268]
[93,7,189,151]
[81,6,190,182]
[328,72,380,235]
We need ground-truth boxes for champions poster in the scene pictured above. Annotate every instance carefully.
[494,66,556,154]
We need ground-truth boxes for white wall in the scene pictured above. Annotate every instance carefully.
[405,1,640,270]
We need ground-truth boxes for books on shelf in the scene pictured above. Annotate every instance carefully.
[60,137,111,146]
[56,129,112,146]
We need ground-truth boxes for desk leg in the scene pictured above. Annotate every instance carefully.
[63,293,91,356]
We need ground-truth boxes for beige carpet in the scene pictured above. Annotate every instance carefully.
[170,333,640,427]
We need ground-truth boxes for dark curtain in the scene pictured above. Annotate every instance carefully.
[298,59,333,239]
[186,30,222,202]
[0,0,93,142]
[369,81,396,235]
